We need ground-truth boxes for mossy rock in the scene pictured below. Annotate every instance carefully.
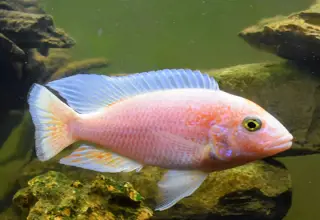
[0,9,75,50]
[13,171,153,220]
[0,33,25,61]
[0,0,45,14]
[16,156,291,220]
[239,3,320,63]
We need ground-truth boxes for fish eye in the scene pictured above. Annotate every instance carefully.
[242,117,262,132]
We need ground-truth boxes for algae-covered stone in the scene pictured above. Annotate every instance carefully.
[0,0,24,11]
[0,33,25,61]
[0,0,44,14]
[13,171,153,220]
[18,157,290,220]
[49,57,110,81]
[239,3,320,63]
[0,9,75,50]
[111,159,291,220]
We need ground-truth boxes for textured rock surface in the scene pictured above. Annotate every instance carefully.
[0,33,25,61]
[0,0,109,118]
[0,9,75,50]
[13,171,153,220]
[0,0,74,116]
[16,156,291,220]
[0,0,45,14]
[239,3,320,63]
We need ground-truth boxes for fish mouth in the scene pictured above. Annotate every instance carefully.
[265,134,293,153]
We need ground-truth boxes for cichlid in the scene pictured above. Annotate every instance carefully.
[27,69,293,211]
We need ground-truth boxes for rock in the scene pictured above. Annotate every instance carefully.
[117,159,291,220]
[49,57,110,81]
[13,171,153,220]
[0,1,110,118]
[0,0,44,13]
[0,0,25,12]
[0,9,75,51]
[239,3,320,63]
[0,1,75,116]
[15,156,291,220]
[32,49,72,81]
[0,33,25,61]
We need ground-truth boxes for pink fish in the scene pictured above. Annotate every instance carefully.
[27,69,292,211]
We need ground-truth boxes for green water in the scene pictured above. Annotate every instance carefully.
[42,0,304,73]
[2,0,320,219]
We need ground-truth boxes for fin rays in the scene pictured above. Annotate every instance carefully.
[47,69,219,114]
[27,84,77,161]
[60,145,143,173]
[155,170,208,211]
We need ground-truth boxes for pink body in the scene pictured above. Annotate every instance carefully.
[69,88,291,172]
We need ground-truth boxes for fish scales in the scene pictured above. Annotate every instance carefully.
[71,90,213,169]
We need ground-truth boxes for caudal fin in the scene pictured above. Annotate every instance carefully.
[27,84,78,161]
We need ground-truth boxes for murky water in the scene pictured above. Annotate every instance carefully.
[1,0,319,219]
[42,0,305,73]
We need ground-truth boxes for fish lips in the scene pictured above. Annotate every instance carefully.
[264,134,293,154]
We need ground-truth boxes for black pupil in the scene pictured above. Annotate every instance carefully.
[247,121,257,129]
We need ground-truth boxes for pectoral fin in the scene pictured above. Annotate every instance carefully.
[155,170,208,211]
[60,145,143,173]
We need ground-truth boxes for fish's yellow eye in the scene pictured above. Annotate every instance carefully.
[242,117,262,132]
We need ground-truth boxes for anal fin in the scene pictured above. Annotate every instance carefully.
[155,170,208,211]
[59,145,143,173]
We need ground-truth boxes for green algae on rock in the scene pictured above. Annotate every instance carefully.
[13,171,153,220]
[239,3,320,63]
[32,49,72,79]
[0,9,75,51]
[0,0,110,116]
[18,157,290,220]
[112,159,291,220]
[0,0,75,115]
[49,57,110,81]
[0,0,44,14]
[0,33,25,61]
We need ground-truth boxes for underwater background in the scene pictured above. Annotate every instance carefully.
[1,0,320,219]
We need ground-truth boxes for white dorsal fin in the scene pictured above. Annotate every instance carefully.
[47,69,219,114]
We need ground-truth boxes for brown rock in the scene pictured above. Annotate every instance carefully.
[239,3,320,63]
[0,9,75,50]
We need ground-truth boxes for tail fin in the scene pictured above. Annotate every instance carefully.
[27,84,78,161]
